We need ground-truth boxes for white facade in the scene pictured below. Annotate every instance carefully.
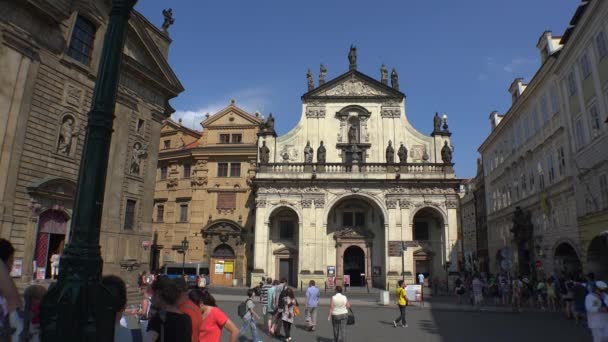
[252,63,461,289]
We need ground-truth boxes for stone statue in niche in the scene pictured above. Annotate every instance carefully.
[307,69,314,91]
[348,45,357,70]
[317,141,326,163]
[391,68,399,90]
[398,142,408,163]
[130,142,149,175]
[433,112,442,132]
[259,140,270,164]
[304,141,314,163]
[386,140,395,163]
[57,116,79,155]
[441,141,453,163]
[380,64,388,85]
[161,9,174,32]
[319,64,327,85]
[348,125,358,144]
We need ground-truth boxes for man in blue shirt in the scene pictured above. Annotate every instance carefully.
[305,280,320,331]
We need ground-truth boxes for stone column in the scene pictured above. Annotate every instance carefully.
[251,201,268,285]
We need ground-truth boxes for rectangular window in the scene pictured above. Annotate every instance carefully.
[539,174,545,190]
[600,175,608,209]
[575,117,586,149]
[567,72,577,96]
[541,97,549,123]
[580,54,592,79]
[160,166,168,180]
[343,212,354,226]
[217,163,229,177]
[137,119,145,134]
[522,173,527,192]
[279,220,295,240]
[596,31,608,59]
[355,213,365,226]
[557,147,565,177]
[532,111,540,132]
[124,200,136,230]
[156,204,164,222]
[547,155,555,184]
[231,134,242,144]
[163,140,171,149]
[67,16,96,65]
[230,163,241,177]
[179,204,188,222]
[183,164,191,179]
[219,134,230,144]
[529,169,535,190]
[217,192,236,210]
[589,105,601,138]
[550,86,560,114]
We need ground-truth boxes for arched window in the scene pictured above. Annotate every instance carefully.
[212,244,235,258]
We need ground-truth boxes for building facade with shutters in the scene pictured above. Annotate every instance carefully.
[0,1,183,284]
[153,102,261,286]
[554,0,608,280]
[252,53,461,290]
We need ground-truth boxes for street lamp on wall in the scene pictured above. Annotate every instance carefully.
[180,236,189,275]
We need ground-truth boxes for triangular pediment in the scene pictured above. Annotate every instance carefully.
[122,13,184,97]
[202,104,262,128]
[302,70,404,100]
[160,119,202,139]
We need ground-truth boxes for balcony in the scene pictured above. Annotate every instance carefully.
[256,162,455,180]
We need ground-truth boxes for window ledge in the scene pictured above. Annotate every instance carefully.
[60,55,95,79]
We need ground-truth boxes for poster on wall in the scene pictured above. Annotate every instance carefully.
[36,267,46,280]
[10,259,22,277]
[327,266,336,276]
[215,263,224,275]
[224,261,234,273]
[327,276,335,288]
[343,275,351,286]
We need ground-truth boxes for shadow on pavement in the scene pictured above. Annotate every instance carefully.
[315,337,333,342]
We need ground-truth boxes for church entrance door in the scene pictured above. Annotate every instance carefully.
[343,245,365,287]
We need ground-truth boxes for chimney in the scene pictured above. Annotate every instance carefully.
[489,111,504,131]
[536,31,563,63]
[509,78,527,104]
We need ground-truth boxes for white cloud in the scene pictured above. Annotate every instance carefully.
[171,87,272,130]
[502,57,537,73]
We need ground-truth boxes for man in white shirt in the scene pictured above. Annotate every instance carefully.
[418,273,425,286]
[585,281,608,342]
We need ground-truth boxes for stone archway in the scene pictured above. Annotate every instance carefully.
[34,209,69,279]
[201,220,244,287]
[553,242,582,277]
[587,233,608,279]
[335,232,373,288]
[411,207,446,287]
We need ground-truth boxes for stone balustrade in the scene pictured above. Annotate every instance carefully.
[257,162,454,179]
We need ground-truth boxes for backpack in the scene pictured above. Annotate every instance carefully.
[277,288,289,310]
[237,299,251,318]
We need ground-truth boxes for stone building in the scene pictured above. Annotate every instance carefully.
[153,102,261,286]
[479,29,579,277]
[554,0,608,280]
[252,51,461,289]
[0,1,183,283]
[459,179,477,273]
[473,159,489,273]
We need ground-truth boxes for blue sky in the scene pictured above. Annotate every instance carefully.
[136,0,576,178]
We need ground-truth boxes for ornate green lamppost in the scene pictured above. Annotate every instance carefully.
[41,1,137,340]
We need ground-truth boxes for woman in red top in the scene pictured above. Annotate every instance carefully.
[189,289,238,342]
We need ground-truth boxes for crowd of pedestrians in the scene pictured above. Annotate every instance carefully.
[453,271,608,340]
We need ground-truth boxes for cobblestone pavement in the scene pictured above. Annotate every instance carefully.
[215,299,591,342]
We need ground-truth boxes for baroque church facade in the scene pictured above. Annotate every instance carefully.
[251,49,461,289]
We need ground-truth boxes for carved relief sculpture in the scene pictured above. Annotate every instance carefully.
[259,141,270,164]
[57,116,80,156]
[386,140,395,163]
[317,141,326,163]
[321,79,382,97]
[304,141,313,163]
[441,141,453,164]
[398,142,408,163]
[130,142,148,175]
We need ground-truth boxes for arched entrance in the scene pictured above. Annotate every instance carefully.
[269,207,299,286]
[34,209,69,279]
[587,233,608,279]
[210,244,235,286]
[202,220,244,287]
[554,242,582,277]
[412,207,445,287]
[344,246,365,286]
[327,195,384,288]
